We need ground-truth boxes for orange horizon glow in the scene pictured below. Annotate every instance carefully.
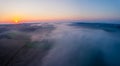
[0,15,87,24]
[0,14,119,24]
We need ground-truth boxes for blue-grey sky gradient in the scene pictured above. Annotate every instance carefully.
[0,0,120,22]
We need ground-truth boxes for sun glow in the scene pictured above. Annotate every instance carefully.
[13,17,21,24]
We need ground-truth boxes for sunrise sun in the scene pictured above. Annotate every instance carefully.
[13,17,21,24]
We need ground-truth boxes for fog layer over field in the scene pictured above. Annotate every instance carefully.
[0,22,120,66]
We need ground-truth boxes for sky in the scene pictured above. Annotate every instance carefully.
[0,0,120,23]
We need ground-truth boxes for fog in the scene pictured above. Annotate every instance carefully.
[0,22,120,66]
[41,23,120,66]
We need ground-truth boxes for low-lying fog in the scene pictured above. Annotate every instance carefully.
[0,22,120,66]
